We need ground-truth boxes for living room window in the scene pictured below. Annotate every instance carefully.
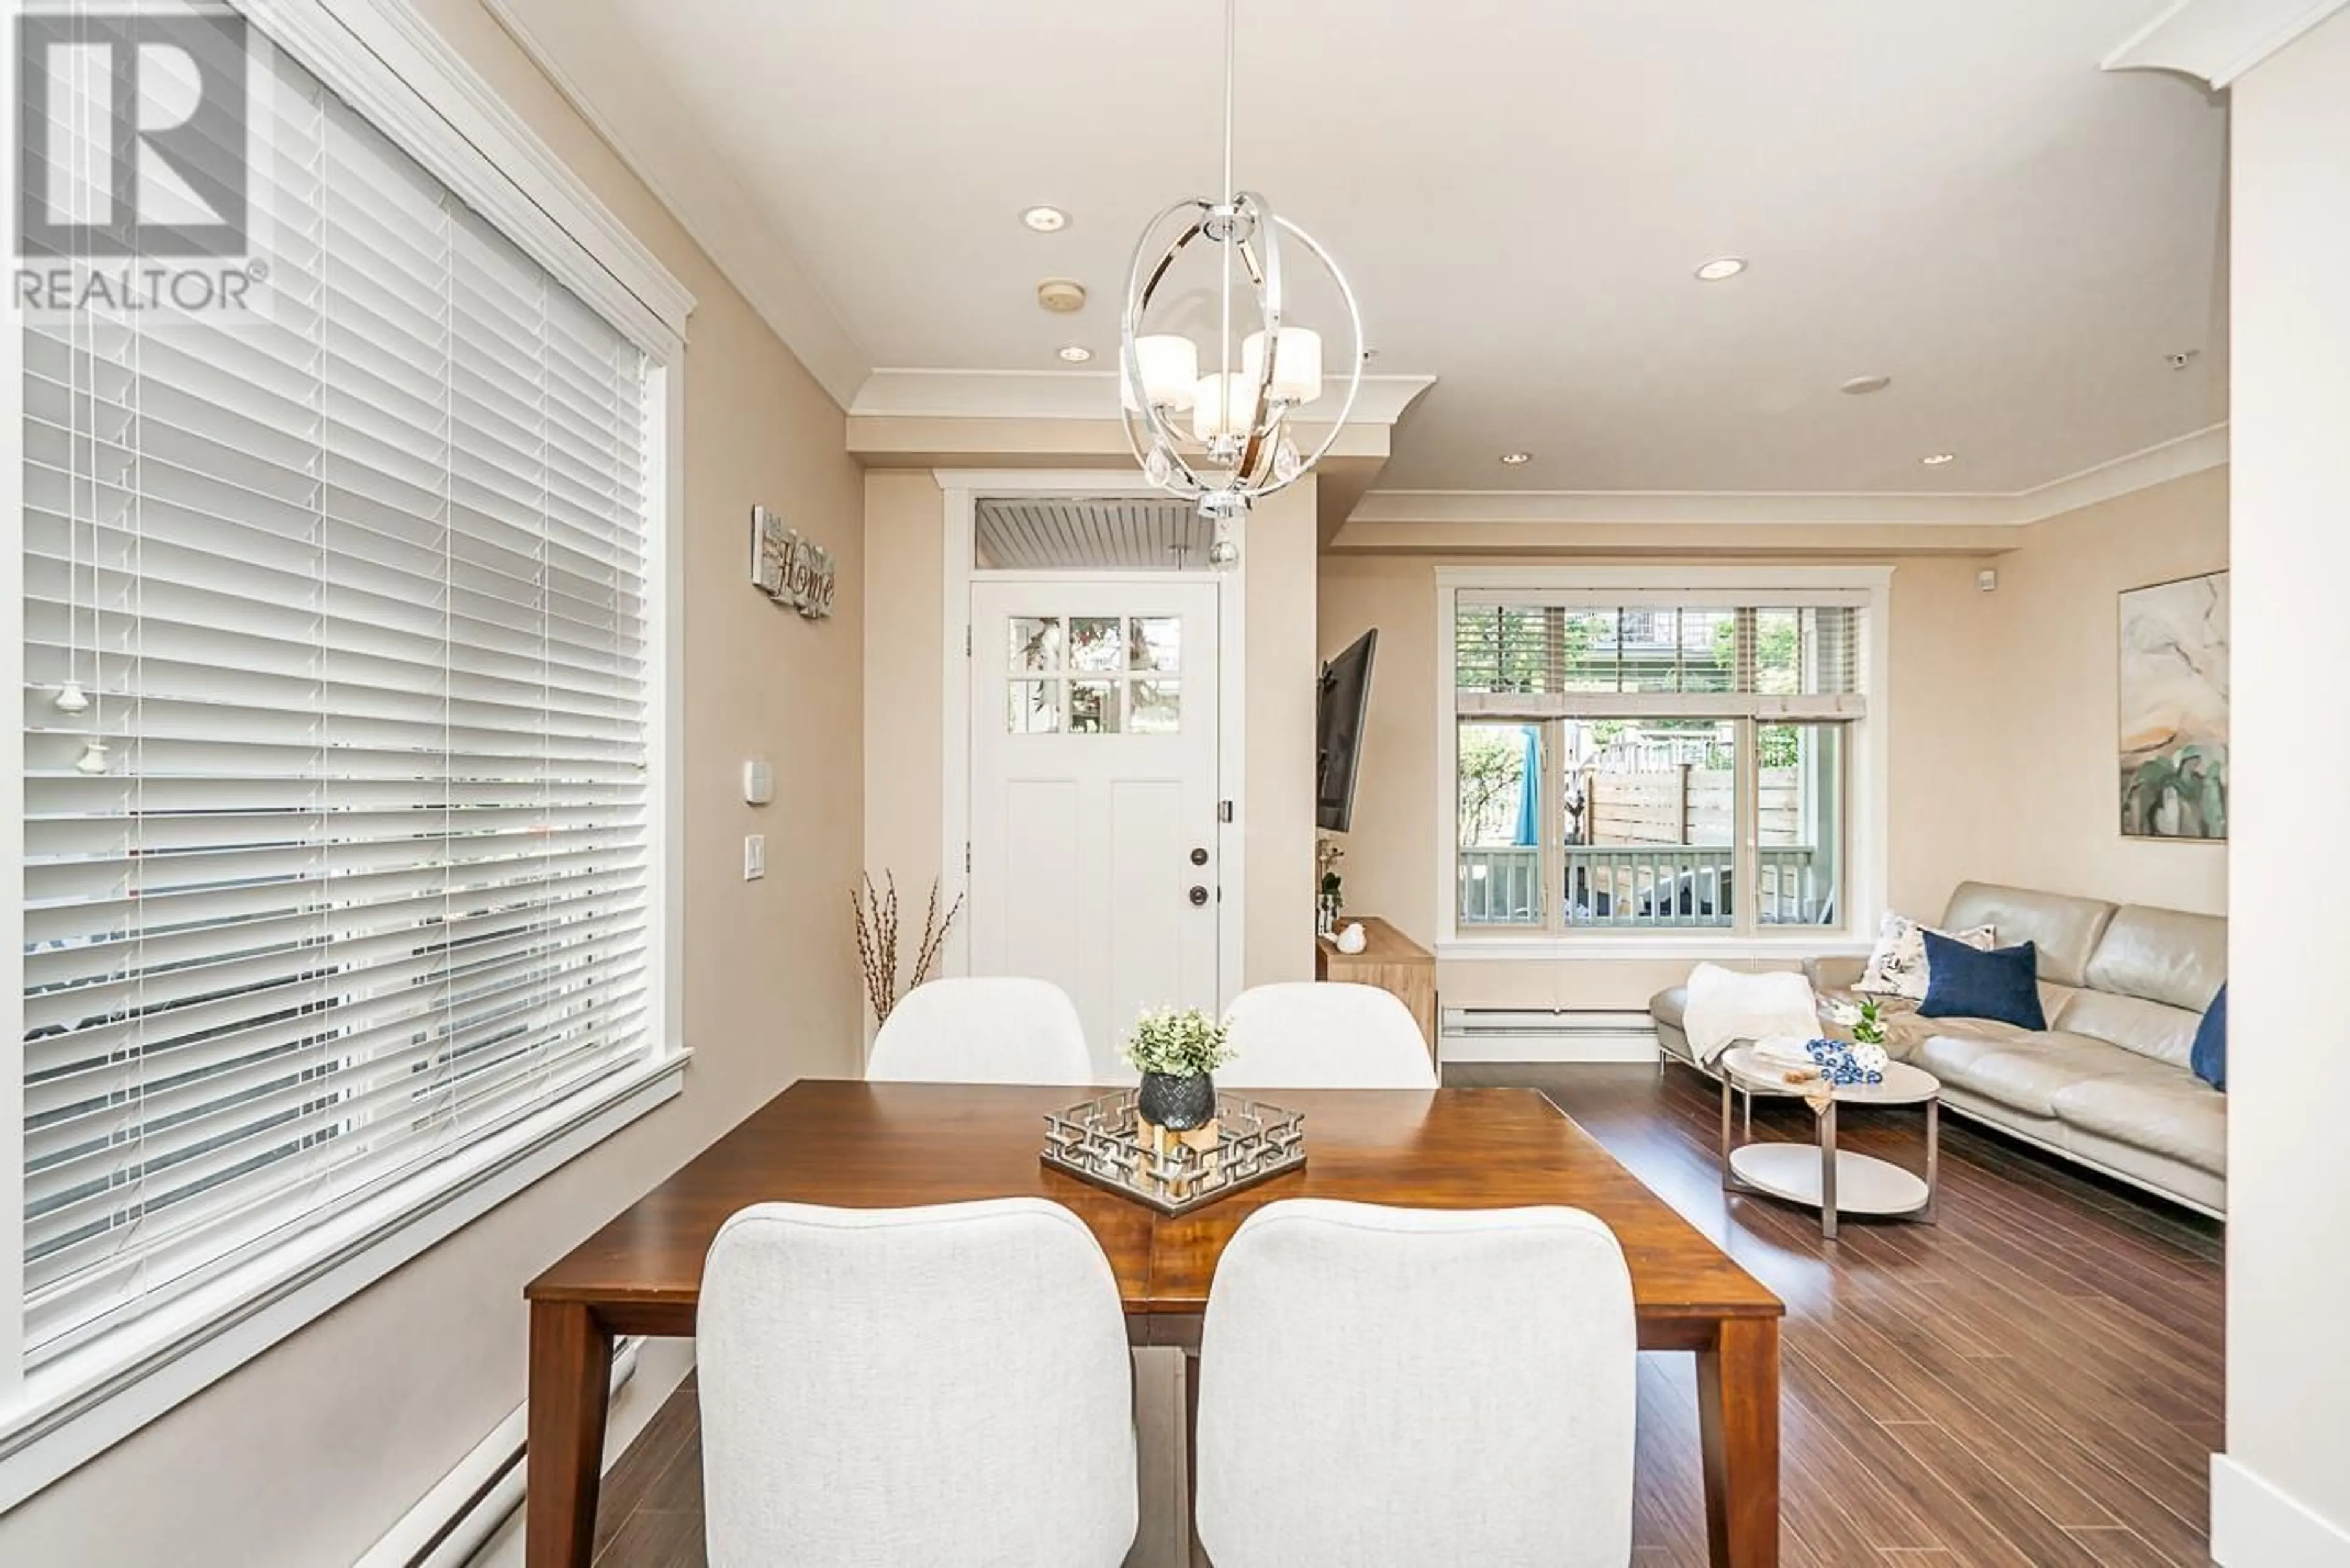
[1444,574,1878,943]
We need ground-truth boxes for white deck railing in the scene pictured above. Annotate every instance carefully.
[1457,845,1826,927]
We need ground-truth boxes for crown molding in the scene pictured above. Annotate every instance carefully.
[1345,422,2229,531]
[479,0,870,406]
[848,368,1436,426]
[2103,0,2350,87]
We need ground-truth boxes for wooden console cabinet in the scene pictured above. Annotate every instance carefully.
[1315,916,1439,1066]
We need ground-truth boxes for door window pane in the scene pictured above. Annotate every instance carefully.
[1069,679,1120,733]
[1563,719,1735,927]
[1457,722,1542,925]
[1130,678,1181,734]
[1130,616,1180,671]
[1009,616,1062,671]
[1070,616,1123,671]
[1008,681,1061,733]
[1759,722,1844,925]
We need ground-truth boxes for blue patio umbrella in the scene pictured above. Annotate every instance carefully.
[1513,726,1540,846]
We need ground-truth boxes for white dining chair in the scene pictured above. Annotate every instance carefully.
[865,976,1092,1083]
[1215,981,1438,1089]
[1193,1198,1637,1568]
[698,1197,1138,1567]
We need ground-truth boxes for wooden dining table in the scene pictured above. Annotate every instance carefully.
[523,1080,1785,1567]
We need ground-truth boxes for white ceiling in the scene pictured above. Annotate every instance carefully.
[491,0,2229,500]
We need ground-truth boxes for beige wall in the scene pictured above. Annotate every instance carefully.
[0,3,867,1564]
[1319,474,2228,1010]
[1971,469,2229,914]
[1242,484,1321,985]
[2223,10,2350,1555]
[862,470,949,946]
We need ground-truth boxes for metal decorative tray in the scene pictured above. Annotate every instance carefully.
[1041,1090,1306,1215]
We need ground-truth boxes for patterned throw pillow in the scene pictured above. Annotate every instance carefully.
[1854,913,1997,1002]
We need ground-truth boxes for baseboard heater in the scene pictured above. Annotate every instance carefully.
[1441,1007,1660,1065]
[359,1337,643,1568]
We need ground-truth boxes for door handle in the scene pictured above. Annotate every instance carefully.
[1188,885,1210,906]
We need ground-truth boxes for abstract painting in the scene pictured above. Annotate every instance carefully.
[2119,570,2228,840]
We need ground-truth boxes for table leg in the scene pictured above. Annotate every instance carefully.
[1923,1097,1941,1223]
[525,1299,613,1568]
[1819,1100,1839,1241]
[1719,1072,1735,1176]
[1698,1317,1782,1568]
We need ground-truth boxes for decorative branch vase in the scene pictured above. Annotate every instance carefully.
[1138,1070,1216,1132]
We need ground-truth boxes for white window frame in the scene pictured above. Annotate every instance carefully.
[1434,566,1893,961]
[0,0,695,1509]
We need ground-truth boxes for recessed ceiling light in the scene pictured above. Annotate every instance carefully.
[1693,256,1747,282]
[1499,451,1532,466]
[1057,345,1094,364]
[1021,205,1070,233]
[1920,452,1957,466]
[1840,374,1892,395]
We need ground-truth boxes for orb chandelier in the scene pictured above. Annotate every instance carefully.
[1117,0,1366,567]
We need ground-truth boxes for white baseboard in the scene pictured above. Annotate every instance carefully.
[2212,1453,2350,1567]
[1441,1010,1660,1065]
[359,1336,696,1568]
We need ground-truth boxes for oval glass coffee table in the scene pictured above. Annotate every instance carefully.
[1716,1045,1941,1240]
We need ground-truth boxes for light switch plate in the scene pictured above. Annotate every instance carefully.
[742,833,766,881]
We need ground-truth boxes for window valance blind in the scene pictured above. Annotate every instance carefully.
[19,47,654,1356]
[1453,601,1865,721]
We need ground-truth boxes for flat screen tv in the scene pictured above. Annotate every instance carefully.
[1316,628,1378,833]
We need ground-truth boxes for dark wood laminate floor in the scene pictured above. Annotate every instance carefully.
[585,1063,2223,1567]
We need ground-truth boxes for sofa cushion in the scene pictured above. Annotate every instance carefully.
[2053,1073,2227,1176]
[1941,882,2116,987]
[1915,1030,2146,1119]
[2191,984,2226,1091]
[2058,988,2202,1070]
[1919,933,2046,1031]
[2084,905,2227,1012]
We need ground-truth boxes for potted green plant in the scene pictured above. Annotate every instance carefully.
[1852,998,1887,1048]
[1122,1006,1234,1132]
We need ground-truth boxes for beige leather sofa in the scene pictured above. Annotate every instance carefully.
[1650,881,2228,1215]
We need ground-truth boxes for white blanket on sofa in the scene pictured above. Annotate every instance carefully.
[1680,963,1821,1066]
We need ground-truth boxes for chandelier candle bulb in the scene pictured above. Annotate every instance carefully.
[1242,327,1324,403]
[1124,334,1201,411]
[1193,371,1251,442]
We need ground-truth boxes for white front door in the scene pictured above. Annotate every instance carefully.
[968,579,1222,1077]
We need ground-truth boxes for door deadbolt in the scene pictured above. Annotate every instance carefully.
[1189,846,1209,866]
[1188,885,1210,906]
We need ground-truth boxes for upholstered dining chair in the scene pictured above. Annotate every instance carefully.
[698,1197,1138,1567]
[865,975,1092,1083]
[1215,981,1438,1089]
[1192,1198,1638,1568]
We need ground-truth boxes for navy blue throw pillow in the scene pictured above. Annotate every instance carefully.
[2191,983,2227,1092]
[1918,930,2046,1031]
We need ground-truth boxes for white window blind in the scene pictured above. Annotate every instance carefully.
[19,47,654,1356]
[1454,598,1865,720]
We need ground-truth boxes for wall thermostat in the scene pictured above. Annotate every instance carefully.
[743,759,774,805]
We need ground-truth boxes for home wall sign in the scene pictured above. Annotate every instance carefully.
[749,504,836,620]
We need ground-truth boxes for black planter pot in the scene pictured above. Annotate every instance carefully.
[1137,1070,1217,1132]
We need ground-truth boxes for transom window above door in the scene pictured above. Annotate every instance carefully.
[1005,613,1183,734]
